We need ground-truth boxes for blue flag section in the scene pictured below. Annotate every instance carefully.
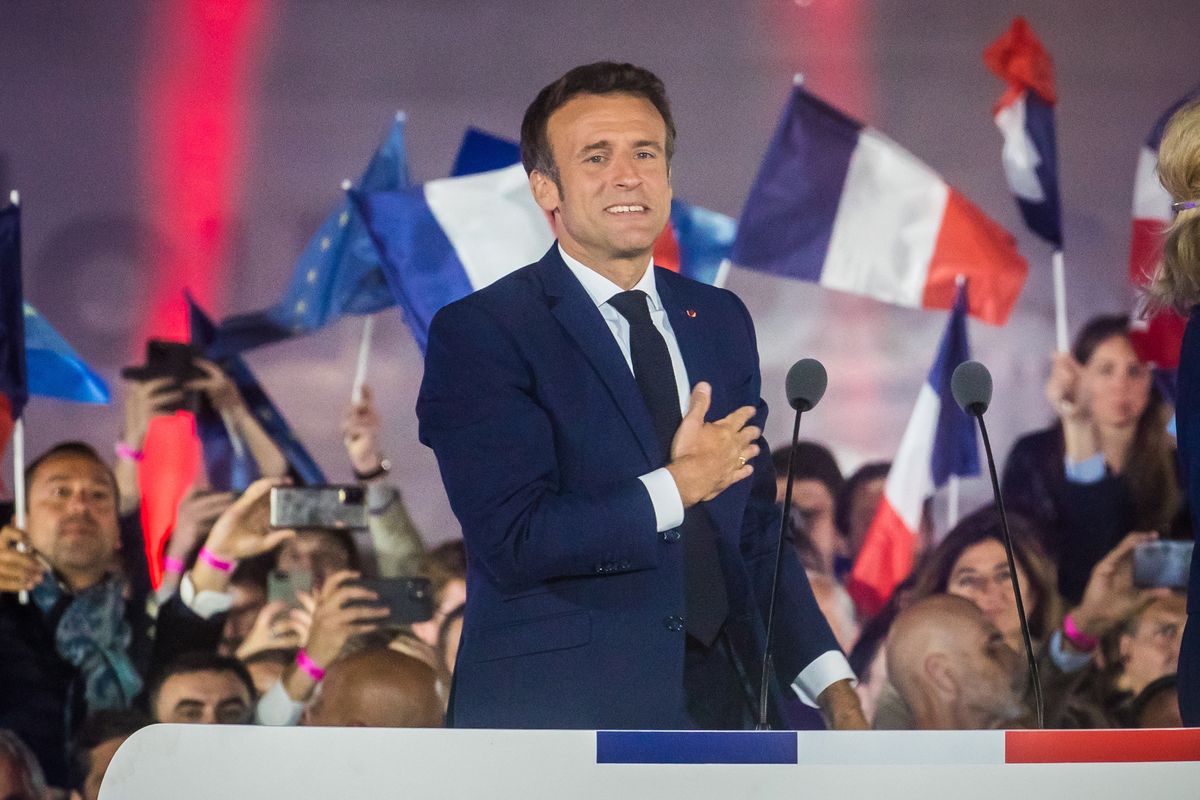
[24,303,110,404]
[930,283,980,485]
[451,127,521,176]
[188,293,325,489]
[1010,91,1062,248]
[207,114,410,358]
[0,202,28,445]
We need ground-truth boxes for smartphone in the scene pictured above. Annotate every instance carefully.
[269,486,367,530]
[346,577,434,625]
[1133,540,1193,589]
[267,569,314,608]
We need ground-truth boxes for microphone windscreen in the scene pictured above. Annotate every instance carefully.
[951,360,993,416]
[786,358,827,412]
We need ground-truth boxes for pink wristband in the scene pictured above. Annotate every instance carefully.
[114,442,145,462]
[295,649,326,682]
[1062,612,1099,652]
[197,547,236,573]
[162,555,186,574]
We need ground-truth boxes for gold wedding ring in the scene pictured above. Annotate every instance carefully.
[737,456,747,467]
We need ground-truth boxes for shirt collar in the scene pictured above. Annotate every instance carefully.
[558,243,661,312]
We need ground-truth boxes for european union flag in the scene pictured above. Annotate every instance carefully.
[0,201,27,449]
[208,113,410,358]
[188,293,326,489]
[24,303,109,404]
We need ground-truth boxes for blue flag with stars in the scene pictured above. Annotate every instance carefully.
[189,293,325,489]
[208,113,410,359]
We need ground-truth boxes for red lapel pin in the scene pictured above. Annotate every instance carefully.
[686,309,697,318]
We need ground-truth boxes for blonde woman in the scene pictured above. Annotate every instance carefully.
[1148,97,1200,725]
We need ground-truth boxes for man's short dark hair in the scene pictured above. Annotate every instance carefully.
[771,441,844,498]
[24,440,117,497]
[146,652,257,714]
[520,61,676,186]
[69,709,151,790]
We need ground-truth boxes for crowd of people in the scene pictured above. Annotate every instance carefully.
[0,82,1197,800]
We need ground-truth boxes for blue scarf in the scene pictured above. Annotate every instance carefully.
[31,574,144,711]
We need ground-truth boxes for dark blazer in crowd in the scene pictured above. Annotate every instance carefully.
[1174,307,1200,726]
[1003,427,1145,604]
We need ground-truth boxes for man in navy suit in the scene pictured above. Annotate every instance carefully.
[417,62,866,730]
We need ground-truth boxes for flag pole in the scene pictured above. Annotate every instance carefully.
[946,474,960,533]
[1052,249,1069,353]
[351,314,375,405]
[9,191,28,603]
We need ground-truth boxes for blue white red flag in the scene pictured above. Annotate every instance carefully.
[1127,86,1200,369]
[356,128,735,351]
[984,17,1063,248]
[847,283,979,617]
[0,201,27,453]
[732,81,1027,325]
[207,114,409,358]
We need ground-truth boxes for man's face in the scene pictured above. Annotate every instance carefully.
[955,614,1024,727]
[27,453,120,580]
[1120,595,1187,695]
[531,92,672,269]
[153,670,252,724]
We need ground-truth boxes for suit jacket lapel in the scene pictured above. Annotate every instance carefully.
[536,248,662,465]
[657,270,721,418]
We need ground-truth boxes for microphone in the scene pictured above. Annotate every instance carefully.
[786,358,828,412]
[758,358,827,730]
[950,360,1044,728]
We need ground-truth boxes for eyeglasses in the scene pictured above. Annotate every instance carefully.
[1172,199,1199,212]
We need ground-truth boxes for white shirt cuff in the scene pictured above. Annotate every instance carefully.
[1064,453,1105,484]
[179,572,234,619]
[638,468,685,532]
[255,679,305,726]
[791,650,856,708]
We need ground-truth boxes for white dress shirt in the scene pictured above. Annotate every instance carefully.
[557,245,854,708]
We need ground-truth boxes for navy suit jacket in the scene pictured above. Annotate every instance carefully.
[417,245,839,729]
[1175,307,1200,725]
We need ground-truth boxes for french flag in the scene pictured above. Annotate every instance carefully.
[354,128,736,351]
[1127,86,1200,369]
[732,80,1027,326]
[847,283,979,618]
[984,17,1063,248]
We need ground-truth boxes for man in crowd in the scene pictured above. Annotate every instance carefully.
[0,446,285,787]
[148,653,255,725]
[885,595,1026,729]
[68,710,150,800]
[303,648,443,728]
[417,61,864,729]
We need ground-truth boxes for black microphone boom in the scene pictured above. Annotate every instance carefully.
[758,358,828,730]
[950,360,1044,729]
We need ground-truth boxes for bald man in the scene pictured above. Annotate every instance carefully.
[886,595,1026,730]
[304,649,444,728]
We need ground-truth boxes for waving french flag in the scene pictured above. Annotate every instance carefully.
[355,128,736,351]
[1127,86,1200,369]
[732,81,1027,325]
[847,283,979,617]
[984,17,1062,248]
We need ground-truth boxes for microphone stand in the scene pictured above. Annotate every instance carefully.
[974,411,1045,728]
[757,407,803,730]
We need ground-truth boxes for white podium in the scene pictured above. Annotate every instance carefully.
[102,726,1200,799]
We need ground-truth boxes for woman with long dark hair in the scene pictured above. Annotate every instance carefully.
[1002,315,1181,603]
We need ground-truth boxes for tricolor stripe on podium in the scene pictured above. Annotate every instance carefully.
[732,81,1027,325]
[593,730,1200,765]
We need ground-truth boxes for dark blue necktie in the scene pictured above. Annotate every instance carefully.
[608,290,729,645]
